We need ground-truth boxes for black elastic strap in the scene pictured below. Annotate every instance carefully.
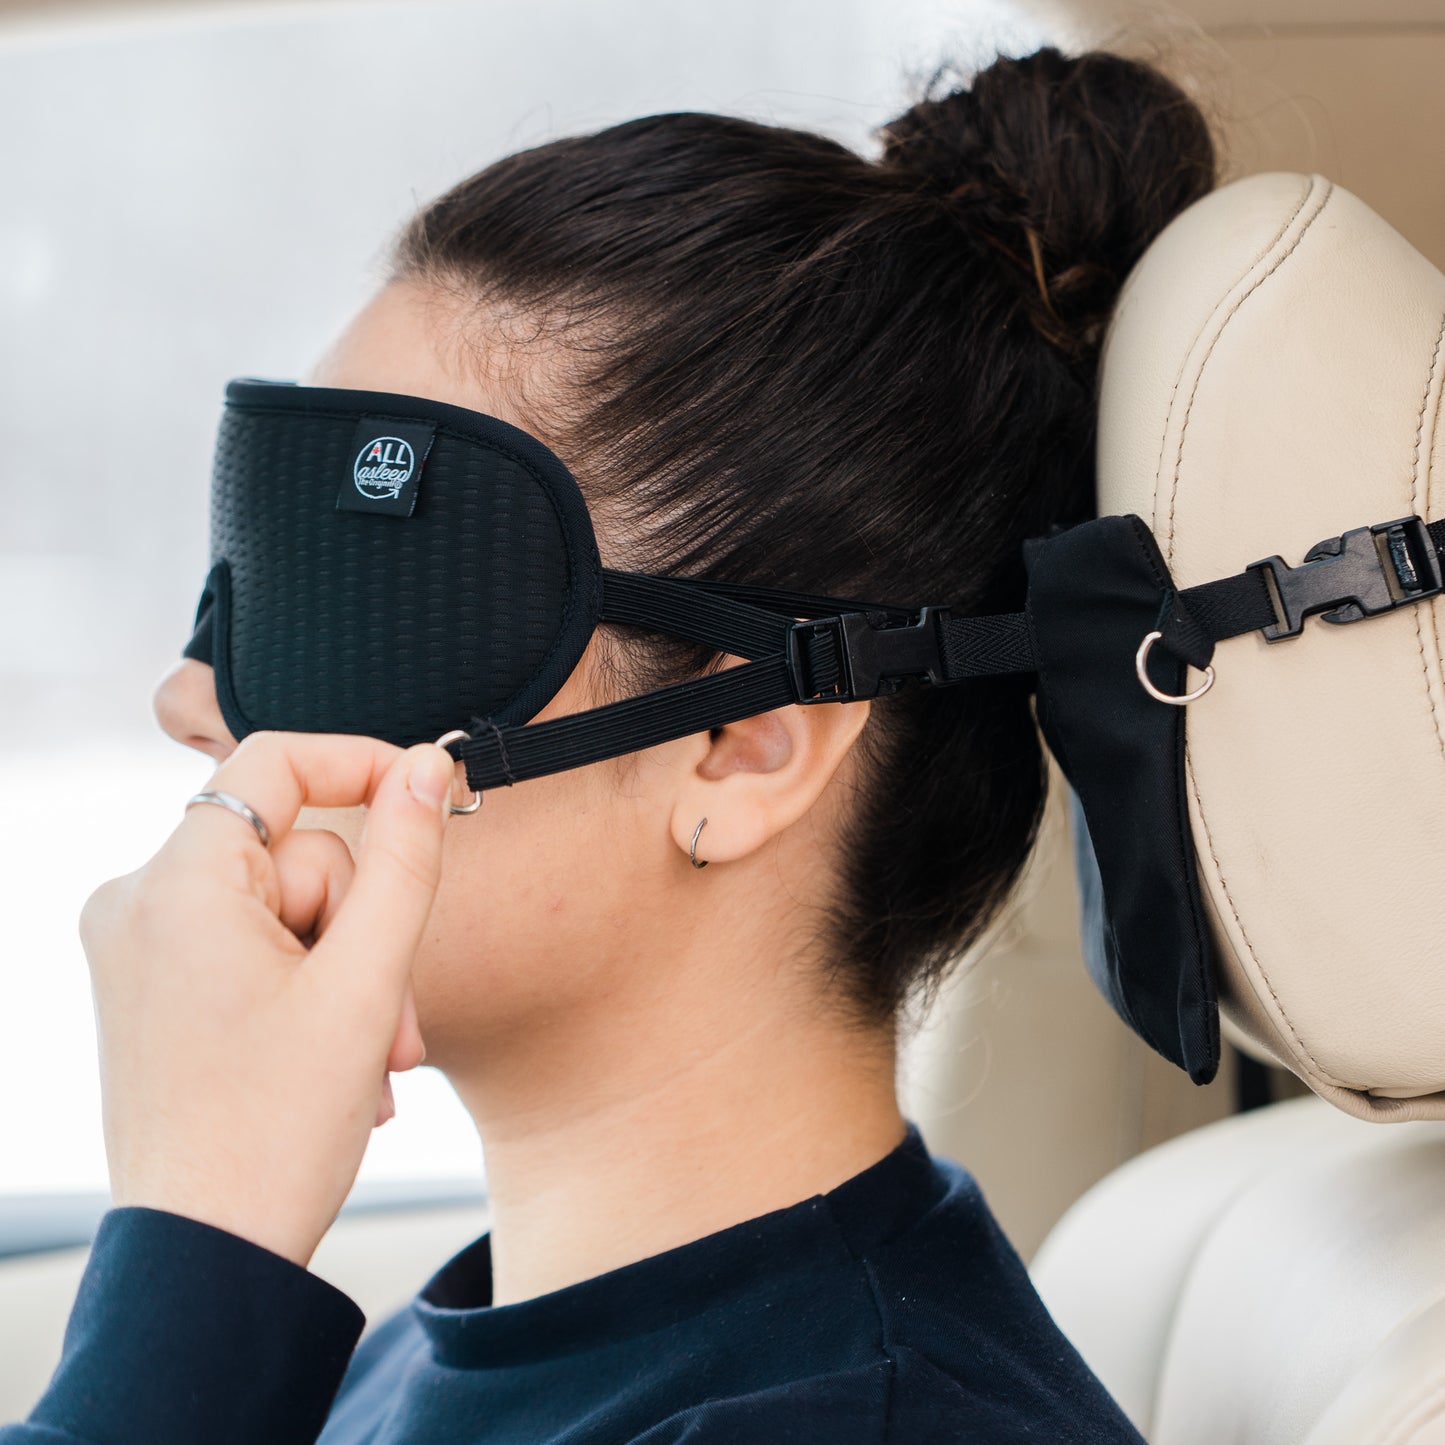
[456,563,965,791]
[600,569,856,691]
[459,657,798,789]
[600,571,792,661]
[456,570,866,789]
[672,573,916,625]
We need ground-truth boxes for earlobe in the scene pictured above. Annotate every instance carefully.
[669,698,872,867]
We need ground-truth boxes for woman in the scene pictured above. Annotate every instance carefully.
[3,45,1213,1444]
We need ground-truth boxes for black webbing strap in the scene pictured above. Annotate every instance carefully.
[1177,513,1445,644]
[937,613,1036,679]
[932,515,1445,674]
[453,514,1444,792]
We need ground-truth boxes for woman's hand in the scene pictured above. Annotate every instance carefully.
[79,731,456,1269]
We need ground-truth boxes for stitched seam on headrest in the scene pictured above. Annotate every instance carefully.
[1184,751,1350,1090]
[1147,178,1319,546]
[1410,313,1445,768]
[1375,1374,1445,1445]
[1160,177,1351,1090]
[1160,175,1334,563]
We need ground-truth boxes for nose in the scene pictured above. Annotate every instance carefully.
[152,659,238,762]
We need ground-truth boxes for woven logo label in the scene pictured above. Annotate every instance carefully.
[355,437,413,498]
[337,417,436,517]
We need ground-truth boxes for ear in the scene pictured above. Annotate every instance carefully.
[666,696,872,866]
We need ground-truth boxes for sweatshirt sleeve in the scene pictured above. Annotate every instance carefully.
[0,1205,366,1445]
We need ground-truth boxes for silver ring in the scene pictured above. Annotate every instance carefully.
[1135,631,1216,706]
[690,817,709,869]
[435,730,482,815]
[185,790,272,848]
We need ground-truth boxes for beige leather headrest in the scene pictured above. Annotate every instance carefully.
[1097,172,1445,1121]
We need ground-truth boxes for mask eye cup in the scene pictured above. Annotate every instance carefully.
[191,380,603,748]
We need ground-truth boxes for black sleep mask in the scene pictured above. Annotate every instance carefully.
[182,379,1445,1085]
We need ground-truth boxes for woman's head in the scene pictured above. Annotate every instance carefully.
[155,46,1215,1080]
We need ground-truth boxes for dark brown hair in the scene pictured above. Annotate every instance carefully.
[392,46,1216,1026]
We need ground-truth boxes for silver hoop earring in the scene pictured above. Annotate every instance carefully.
[689,817,709,869]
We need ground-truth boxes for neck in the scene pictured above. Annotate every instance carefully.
[446,973,905,1308]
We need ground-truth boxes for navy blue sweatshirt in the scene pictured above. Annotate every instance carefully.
[1,1124,1141,1443]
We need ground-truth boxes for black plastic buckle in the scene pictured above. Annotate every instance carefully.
[787,609,948,704]
[1246,515,1443,642]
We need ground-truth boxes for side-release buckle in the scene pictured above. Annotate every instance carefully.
[1246,515,1443,642]
[787,609,949,703]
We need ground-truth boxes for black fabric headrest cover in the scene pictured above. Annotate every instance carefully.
[1023,514,1221,1085]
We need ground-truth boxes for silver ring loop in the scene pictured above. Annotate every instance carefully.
[435,730,482,815]
[1134,631,1215,706]
[185,790,272,848]
[690,817,709,869]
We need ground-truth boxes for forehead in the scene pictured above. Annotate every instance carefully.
[306,279,540,437]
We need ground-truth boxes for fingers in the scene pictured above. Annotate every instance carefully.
[310,743,454,1009]
[269,828,357,943]
[186,732,406,855]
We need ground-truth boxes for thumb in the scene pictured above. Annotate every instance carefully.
[311,742,454,1004]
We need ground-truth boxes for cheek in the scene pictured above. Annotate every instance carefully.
[405,761,661,1057]
[385,636,666,1056]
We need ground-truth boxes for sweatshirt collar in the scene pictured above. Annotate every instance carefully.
[411,1121,941,1370]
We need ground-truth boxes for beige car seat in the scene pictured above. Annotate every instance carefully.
[1033,1097,1445,1443]
[1030,172,1445,1442]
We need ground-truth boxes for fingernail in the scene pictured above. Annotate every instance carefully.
[408,746,454,812]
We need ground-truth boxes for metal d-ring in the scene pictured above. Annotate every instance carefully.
[434,730,483,814]
[1134,631,1216,706]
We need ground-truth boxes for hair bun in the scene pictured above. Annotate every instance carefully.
[879,47,1216,361]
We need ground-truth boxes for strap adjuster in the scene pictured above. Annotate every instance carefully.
[1246,514,1443,642]
[787,609,948,704]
